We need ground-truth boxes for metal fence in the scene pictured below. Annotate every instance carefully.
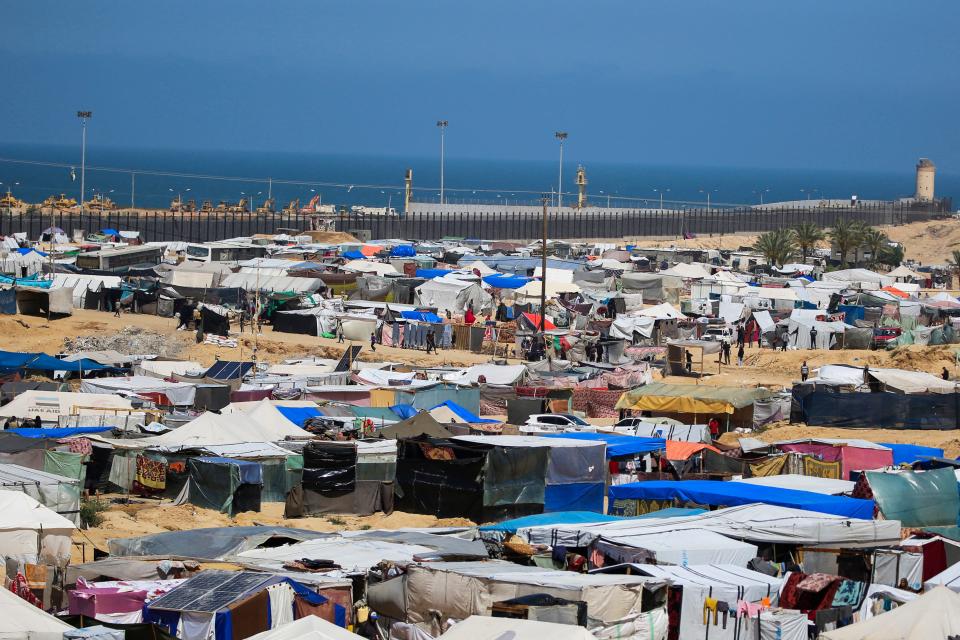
[0,200,949,243]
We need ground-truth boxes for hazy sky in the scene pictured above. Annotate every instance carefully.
[2,0,958,172]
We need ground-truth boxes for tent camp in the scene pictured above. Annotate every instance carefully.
[820,586,960,640]
[0,390,132,419]
[0,463,82,525]
[415,275,491,314]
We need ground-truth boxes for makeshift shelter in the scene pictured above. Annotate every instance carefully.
[455,435,607,513]
[0,491,76,564]
[0,463,82,525]
[0,584,74,639]
[819,586,960,640]
[608,479,875,518]
[428,400,498,424]
[792,384,960,430]
[616,382,770,429]
[862,467,960,527]
[15,285,74,317]
[367,561,668,639]
[0,390,132,420]
[414,275,491,314]
[776,438,893,480]
[290,439,396,517]
[438,616,596,640]
[183,456,262,515]
[144,570,349,640]
[664,339,721,376]
[378,412,455,439]
[81,376,197,407]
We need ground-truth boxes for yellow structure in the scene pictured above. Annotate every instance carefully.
[0,189,24,209]
[576,165,587,209]
[404,168,413,213]
[916,158,935,202]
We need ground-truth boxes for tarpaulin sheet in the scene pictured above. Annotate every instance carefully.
[396,440,486,520]
[665,441,720,461]
[0,350,109,373]
[616,381,768,414]
[0,288,15,314]
[483,445,548,509]
[391,245,416,257]
[479,510,621,533]
[608,480,875,518]
[429,400,498,424]
[195,456,262,484]
[542,432,665,458]
[793,388,959,430]
[482,274,530,289]
[545,482,604,513]
[187,457,241,514]
[8,426,112,438]
[389,404,418,420]
[879,443,945,466]
[416,268,454,279]
[275,405,322,427]
[400,310,442,323]
[865,467,960,527]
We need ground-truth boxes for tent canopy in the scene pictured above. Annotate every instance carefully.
[609,480,874,518]
[542,432,666,458]
[820,586,960,640]
[438,616,596,640]
[616,381,769,414]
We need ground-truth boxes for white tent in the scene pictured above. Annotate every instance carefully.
[0,585,73,640]
[463,260,498,276]
[888,265,923,281]
[0,390,132,420]
[532,266,576,283]
[0,491,76,564]
[81,376,197,406]
[822,268,893,288]
[820,587,960,640]
[341,259,398,276]
[660,262,710,279]
[441,364,527,386]
[246,614,361,640]
[416,275,493,314]
[514,279,581,300]
[0,463,83,525]
[635,302,686,319]
[439,616,596,640]
[736,474,855,495]
[95,410,311,450]
[134,360,204,378]
[924,560,960,592]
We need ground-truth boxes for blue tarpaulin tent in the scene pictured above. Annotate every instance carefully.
[101,228,120,237]
[401,310,442,323]
[342,250,365,260]
[415,268,453,279]
[609,479,875,519]
[479,506,705,534]
[543,432,666,458]
[482,274,531,289]
[16,247,47,257]
[389,404,418,419]
[0,350,111,374]
[203,361,254,380]
[276,406,322,427]
[430,400,498,424]
[879,443,946,466]
[8,426,113,438]
[390,245,416,257]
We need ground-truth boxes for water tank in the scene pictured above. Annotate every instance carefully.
[916,158,936,202]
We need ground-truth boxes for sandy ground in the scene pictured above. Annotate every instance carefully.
[73,498,473,562]
[0,310,507,369]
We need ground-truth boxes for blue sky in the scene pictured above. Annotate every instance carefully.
[2,0,958,172]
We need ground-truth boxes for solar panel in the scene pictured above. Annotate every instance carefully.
[149,571,273,613]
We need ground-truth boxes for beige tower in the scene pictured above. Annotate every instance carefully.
[576,165,587,209]
[404,168,413,213]
[915,158,935,202]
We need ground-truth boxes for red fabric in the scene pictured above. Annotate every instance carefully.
[919,539,948,581]
[780,443,891,480]
[521,313,555,330]
[9,573,41,608]
[465,309,476,324]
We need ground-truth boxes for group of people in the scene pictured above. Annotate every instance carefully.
[4,415,43,429]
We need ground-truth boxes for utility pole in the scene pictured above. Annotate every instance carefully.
[77,111,92,227]
[540,195,548,334]
[437,120,448,205]
[555,131,568,210]
[268,177,272,203]
[130,172,135,209]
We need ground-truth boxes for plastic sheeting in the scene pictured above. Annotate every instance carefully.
[609,480,874,518]
[616,381,769,414]
[793,388,960,430]
[865,467,960,527]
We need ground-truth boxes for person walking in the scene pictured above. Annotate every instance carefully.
[426,328,436,354]
[942,367,950,381]
[737,342,745,367]
[809,326,818,349]
[722,340,731,365]
[801,361,809,382]
[336,319,345,343]
[736,323,745,348]
[369,330,377,352]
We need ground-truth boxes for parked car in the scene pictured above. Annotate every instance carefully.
[522,413,593,432]
[701,326,735,344]
[871,327,902,350]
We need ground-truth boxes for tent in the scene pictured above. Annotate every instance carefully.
[247,616,361,640]
[0,584,73,639]
[820,587,960,640]
[292,440,396,517]
[80,376,197,406]
[0,390,132,419]
[0,491,76,563]
[878,443,945,465]
[863,467,960,527]
[438,616,596,640]
[736,474,855,495]
[0,463,83,525]
[429,400,498,424]
[616,382,769,428]
[184,456,262,515]
[415,275,492,314]
[378,412,455,439]
[776,439,893,480]
[541,432,665,458]
[608,479,874,518]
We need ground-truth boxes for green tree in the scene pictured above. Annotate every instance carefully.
[879,243,904,268]
[753,229,795,268]
[861,227,889,268]
[793,222,825,263]
[829,218,866,267]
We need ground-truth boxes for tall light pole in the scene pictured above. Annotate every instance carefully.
[436,120,448,205]
[555,131,568,210]
[77,111,92,220]
[699,188,717,210]
[540,194,549,334]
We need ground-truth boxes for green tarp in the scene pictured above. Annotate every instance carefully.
[866,467,960,527]
[616,381,771,412]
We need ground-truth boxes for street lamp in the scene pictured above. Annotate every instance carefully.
[699,188,717,210]
[77,111,92,217]
[554,132,568,210]
[753,188,770,205]
[436,120,448,205]
[653,188,670,210]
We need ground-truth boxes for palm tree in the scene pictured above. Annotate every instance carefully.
[879,243,904,268]
[793,222,825,263]
[753,229,795,268]
[861,228,889,268]
[829,218,866,267]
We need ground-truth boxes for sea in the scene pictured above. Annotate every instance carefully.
[0,143,956,212]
